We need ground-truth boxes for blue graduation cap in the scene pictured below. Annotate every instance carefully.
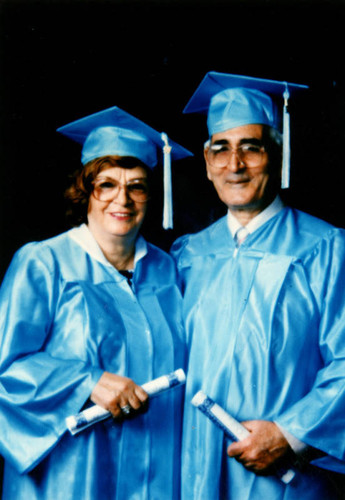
[57,106,193,229]
[183,72,308,189]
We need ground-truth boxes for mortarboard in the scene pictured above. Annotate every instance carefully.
[183,71,308,189]
[57,106,193,229]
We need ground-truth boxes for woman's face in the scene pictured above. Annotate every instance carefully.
[87,165,149,241]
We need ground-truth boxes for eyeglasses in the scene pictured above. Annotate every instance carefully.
[206,142,266,169]
[92,177,150,203]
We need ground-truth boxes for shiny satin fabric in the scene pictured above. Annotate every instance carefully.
[171,207,345,499]
[0,229,186,499]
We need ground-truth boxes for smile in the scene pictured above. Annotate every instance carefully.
[226,179,250,187]
[108,212,134,219]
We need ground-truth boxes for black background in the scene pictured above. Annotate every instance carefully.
[1,0,345,280]
[1,0,345,493]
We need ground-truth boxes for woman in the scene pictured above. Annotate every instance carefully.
[0,106,191,499]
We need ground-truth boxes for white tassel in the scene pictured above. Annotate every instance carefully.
[281,84,290,189]
[161,132,173,229]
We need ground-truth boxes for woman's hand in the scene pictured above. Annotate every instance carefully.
[91,372,148,418]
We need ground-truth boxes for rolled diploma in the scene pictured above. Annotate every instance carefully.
[66,368,186,435]
[191,391,295,485]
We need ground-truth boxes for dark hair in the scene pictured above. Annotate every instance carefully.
[64,155,151,226]
[262,125,283,179]
[263,125,282,152]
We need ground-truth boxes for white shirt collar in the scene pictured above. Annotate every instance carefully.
[68,223,147,269]
[227,195,284,238]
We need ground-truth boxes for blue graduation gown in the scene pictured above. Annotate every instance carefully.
[0,227,186,499]
[171,207,345,499]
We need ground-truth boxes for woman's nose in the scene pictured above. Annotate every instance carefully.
[114,185,133,205]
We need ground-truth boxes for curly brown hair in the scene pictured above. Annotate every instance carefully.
[65,155,151,226]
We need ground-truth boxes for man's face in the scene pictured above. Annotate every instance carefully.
[205,124,279,218]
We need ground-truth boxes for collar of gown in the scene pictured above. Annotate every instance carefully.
[67,223,148,270]
[227,195,284,238]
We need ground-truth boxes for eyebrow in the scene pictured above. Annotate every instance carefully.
[211,138,263,146]
[95,175,148,182]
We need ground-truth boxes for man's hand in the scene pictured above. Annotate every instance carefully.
[91,372,148,418]
[227,420,292,474]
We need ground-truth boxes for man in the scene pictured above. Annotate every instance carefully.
[171,72,345,499]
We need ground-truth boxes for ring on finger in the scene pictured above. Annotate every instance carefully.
[120,404,132,415]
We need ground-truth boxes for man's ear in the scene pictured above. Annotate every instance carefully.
[206,164,212,181]
[204,142,212,181]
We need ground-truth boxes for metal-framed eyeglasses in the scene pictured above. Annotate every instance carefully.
[92,177,150,203]
[206,142,267,169]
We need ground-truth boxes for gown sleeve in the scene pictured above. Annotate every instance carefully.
[0,243,103,474]
[276,230,345,469]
